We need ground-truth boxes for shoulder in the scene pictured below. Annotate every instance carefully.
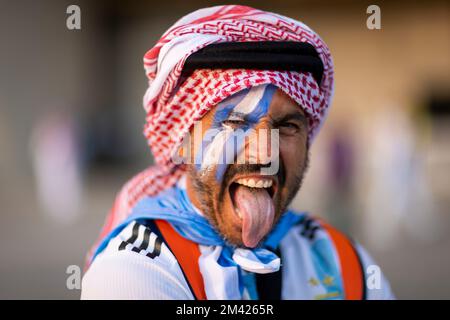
[81,220,194,300]
[281,213,395,300]
[281,213,330,246]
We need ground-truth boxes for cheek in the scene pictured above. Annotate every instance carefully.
[195,127,250,183]
[194,129,228,184]
[280,136,307,172]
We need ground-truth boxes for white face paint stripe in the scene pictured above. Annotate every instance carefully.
[233,85,268,115]
[201,129,231,169]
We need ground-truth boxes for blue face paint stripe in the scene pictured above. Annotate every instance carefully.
[244,84,277,124]
[214,128,251,181]
[212,88,250,126]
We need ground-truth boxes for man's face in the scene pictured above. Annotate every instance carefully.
[182,84,309,248]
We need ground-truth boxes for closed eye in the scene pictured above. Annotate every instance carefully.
[222,118,246,129]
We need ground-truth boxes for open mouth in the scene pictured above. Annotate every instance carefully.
[228,175,277,248]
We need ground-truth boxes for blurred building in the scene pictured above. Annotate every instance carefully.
[0,0,449,299]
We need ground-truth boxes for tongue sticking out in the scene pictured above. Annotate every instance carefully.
[233,184,275,248]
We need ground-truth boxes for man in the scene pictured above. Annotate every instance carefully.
[81,5,394,300]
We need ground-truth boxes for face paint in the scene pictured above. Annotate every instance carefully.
[186,83,309,249]
[195,84,278,182]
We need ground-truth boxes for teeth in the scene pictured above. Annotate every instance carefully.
[236,208,242,219]
[235,178,273,189]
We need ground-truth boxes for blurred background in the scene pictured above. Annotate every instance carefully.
[0,0,449,299]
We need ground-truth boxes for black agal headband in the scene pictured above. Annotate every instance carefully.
[182,41,324,85]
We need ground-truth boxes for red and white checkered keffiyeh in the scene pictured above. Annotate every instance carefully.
[87,5,334,265]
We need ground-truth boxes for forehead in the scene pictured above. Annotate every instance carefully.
[203,84,303,124]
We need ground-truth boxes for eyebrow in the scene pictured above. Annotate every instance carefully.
[272,111,308,127]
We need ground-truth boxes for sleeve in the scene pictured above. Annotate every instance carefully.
[354,243,396,300]
[81,221,195,300]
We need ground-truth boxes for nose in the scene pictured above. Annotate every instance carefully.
[243,121,278,165]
